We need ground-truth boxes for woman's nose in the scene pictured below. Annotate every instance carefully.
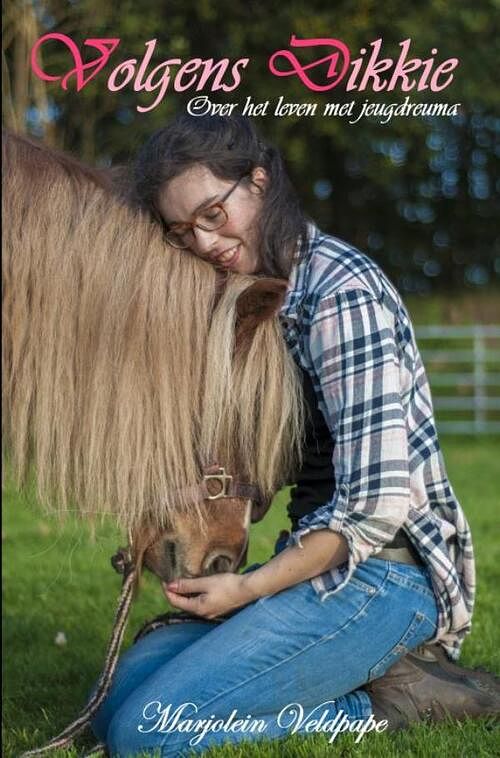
[192,227,220,257]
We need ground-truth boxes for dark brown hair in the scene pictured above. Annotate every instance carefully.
[131,114,307,278]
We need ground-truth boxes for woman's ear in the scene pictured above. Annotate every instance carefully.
[250,166,268,194]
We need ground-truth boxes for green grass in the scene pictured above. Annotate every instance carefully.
[3,438,500,757]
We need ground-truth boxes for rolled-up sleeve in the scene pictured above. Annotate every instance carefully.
[289,288,410,579]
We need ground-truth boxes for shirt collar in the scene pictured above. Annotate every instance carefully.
[279,221,319,321]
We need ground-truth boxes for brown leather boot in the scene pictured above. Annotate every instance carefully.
[365,646,500,730]
[411,644,500,697]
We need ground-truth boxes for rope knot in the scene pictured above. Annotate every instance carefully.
[110,547,134,578]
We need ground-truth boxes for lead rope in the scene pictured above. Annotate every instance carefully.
[20,547,137,758]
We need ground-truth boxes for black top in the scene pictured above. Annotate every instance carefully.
[287,368,336,531]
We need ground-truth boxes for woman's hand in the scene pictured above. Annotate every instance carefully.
[163,530,348,620]
[162,572,257,620]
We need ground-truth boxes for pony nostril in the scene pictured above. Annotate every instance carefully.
[164,541,177,571]
[204,554,233,575]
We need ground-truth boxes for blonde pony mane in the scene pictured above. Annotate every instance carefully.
[2,132,303,533]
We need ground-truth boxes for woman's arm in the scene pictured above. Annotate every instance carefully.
[164,529,348,619]
[243,528,348,598]
[166,289,409,620]
[290,288,411,569]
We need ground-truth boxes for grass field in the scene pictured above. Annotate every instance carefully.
[3,437,500,757]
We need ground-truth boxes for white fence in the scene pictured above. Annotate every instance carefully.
[415,325,500,435]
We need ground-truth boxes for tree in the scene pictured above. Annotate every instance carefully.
[3,0,499,291]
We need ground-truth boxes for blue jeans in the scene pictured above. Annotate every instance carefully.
[92,558,439,756]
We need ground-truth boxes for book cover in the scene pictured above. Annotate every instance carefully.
[3,2,499,756]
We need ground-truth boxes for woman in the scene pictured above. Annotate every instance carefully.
[92,115,499,756]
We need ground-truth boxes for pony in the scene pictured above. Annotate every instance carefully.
[3,130,305,754]
[2,130,304,583]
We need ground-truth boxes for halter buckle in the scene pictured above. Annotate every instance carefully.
[204,467,233,499]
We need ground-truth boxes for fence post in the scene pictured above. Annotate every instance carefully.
[473,327,486,434]
[416,324,500,434]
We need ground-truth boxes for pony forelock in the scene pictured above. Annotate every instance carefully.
[2,132,303,534]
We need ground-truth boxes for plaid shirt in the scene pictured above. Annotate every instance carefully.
[280,224,475,659]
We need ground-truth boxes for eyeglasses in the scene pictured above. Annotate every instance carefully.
[164,176,245,250]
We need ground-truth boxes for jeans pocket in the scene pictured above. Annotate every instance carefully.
[348,575,379,596]
[387,563,437,602]
[367,610,436,682]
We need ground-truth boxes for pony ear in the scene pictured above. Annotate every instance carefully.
[235,278,288,345]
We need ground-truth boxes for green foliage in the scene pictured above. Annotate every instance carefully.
[3,2,500,288]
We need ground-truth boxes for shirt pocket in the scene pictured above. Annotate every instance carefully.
[367,610,436,682]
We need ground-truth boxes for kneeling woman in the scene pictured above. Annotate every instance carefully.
[92,115,499,756]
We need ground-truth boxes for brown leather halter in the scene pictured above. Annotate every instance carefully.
[202,463,272,523]
[186,463,265,508]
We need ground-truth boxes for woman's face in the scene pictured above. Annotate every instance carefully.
[156,165,266,275]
